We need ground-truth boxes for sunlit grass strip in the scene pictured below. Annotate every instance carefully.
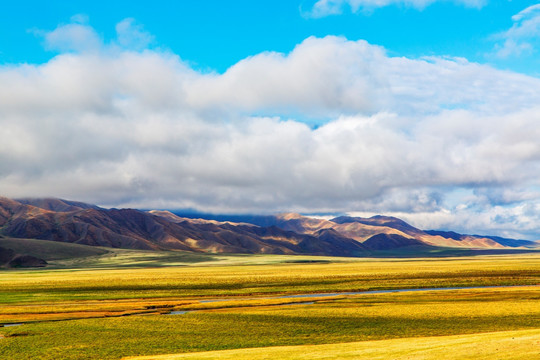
[0,299,196,315]
[123,329,540,360]
[0,310,150,323]
[0,297,326,324]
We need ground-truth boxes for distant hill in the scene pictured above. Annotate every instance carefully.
[425,230,538,249]
[0,237,108,261]
[0,197,537,267]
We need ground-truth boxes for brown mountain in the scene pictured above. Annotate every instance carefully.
[0,197,536,261]
[362,233,426,250]
[328,215,519,249]
[0,198,367,256]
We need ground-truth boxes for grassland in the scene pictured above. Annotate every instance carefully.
[0,253,539,359]
[125,329,540,360]
[1,253,538,303]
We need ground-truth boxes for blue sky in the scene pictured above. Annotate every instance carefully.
[1,1,540,239]
[2,1,539,74]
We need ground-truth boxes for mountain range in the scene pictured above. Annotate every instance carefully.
[0,197,538,267]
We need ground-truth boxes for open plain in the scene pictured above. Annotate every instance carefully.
[1,251,539,359]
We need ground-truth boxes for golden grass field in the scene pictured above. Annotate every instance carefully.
[1,252,539,359]
[125,329,540,360]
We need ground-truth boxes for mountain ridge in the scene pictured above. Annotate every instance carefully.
[0,197,537,266]
[0,197,368,257]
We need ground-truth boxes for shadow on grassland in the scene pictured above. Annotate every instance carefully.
[0,238,218,270]
[368,245,540,258]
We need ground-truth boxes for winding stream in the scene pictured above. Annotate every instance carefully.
[166,284,539,315]
[1,285,537,326]
[274,285,537,299]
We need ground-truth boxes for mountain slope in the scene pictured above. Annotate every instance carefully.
[0,198,369,256]
[226,212,536,250]
[362,233,428,251]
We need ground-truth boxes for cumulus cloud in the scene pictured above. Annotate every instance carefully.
[115,18,154,50]
[42,18,102,53]
[306,0,486,18]
[493,4,540,58]
[2,19,540,239]
[186,38,540,117]
[36,16,155,54]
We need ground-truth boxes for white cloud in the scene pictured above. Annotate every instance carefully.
[2,21,540,239]
[37,16,156,54]
[185,37,391,116]
[115,18,154,50]
[43,22,101,53]
[512,4,540,22]
[493,4,540,58]
[184,37,540,117]
[306,0,486,18]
